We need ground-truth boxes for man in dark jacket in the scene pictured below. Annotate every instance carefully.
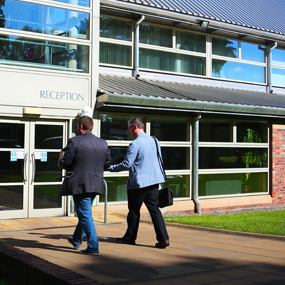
[58,116,111,255]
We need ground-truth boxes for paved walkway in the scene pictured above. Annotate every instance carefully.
[0,214,285,284]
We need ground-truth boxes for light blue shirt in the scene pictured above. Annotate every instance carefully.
[109,133,165,189]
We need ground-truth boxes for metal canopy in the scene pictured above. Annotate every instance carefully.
[97,74,285,117]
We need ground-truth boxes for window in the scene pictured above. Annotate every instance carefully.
[0,35,89,72]
[1,0,90,39]
[272,48,285,87]
[199,119,269,197]
[50,0,90,7]
[212,37,266,83]
[140,24,172,47]
[99,16,132,67]
[100,113,192,202]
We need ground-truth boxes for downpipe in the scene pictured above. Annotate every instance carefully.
[134,15,145,78]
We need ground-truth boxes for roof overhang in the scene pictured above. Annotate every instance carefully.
[96,74,285,118]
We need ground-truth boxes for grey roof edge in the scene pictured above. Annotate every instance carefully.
[100,0,285,40]
[96,93,285,118]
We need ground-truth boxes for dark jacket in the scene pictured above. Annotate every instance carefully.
[59,132,111,196]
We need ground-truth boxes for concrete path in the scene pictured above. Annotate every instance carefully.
[0,215,285,284]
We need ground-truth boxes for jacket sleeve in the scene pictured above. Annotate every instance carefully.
[109,142,137,172]
[58,139,76,169]
[104,148,111,170]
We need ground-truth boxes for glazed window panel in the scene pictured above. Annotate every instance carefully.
[199,172,267,196]
[150,117,189,141]
[100,114,140,140]
[0,185,23,210]
[109,146,128,165]
[161,175,190,198]
[200,119,232,142]
[199,147,268,169]
[51,0,90,7]
[237,122,268,143]
[0,35,89,72]
[0,123,24,148]
[212,37,238,58]
[140,48,206,75]
[100,177,128,202]
[0,152,23,183]
[272,68,285,87]
[1,0,90,39]
[272,48,285,67]
[140,24,172,48]
[34,185,62,209]
[212,59,265,83]
[161,147,190,170]
[176,31,206,53]
[100,42,132,66]
[241,42,265,63]
[100,16,132,41]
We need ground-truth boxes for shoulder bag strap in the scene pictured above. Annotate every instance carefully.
[152,136,169,185]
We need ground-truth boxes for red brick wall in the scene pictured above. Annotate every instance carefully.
[272,125,285,205]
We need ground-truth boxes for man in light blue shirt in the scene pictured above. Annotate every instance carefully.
[109,118,169,248]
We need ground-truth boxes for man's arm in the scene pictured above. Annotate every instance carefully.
[58,139,75,169]
[109,142,137,172]
[104,148,111,170]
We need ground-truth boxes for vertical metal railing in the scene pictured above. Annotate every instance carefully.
[103,179,108,223]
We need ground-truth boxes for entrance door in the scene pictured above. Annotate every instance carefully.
[0,119,66,219]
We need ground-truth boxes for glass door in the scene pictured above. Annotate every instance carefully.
[29,121,66,218]
[0,119,66,219]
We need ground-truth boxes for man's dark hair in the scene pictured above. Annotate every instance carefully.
[78,116,93,131]
[128,117,144,129]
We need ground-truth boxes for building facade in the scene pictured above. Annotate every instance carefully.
[1,0,285,219]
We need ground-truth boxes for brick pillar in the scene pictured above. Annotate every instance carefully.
[272,125,285,205]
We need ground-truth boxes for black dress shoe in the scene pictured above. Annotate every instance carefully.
[155,240,170,248]
[116,237,136,245]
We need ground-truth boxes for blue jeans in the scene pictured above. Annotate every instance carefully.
[72,193,99,253]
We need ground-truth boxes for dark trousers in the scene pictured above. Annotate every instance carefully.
[124,184,169,243]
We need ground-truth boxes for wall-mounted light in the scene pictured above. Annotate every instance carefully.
[200,21,209,28]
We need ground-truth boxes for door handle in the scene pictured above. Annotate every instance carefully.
[31,153,36,184]
[23,152,27,183]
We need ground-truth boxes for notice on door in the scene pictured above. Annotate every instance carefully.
[34,152,47,162]
[10,151,25,161]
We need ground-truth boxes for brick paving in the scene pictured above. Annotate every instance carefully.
[0,215,285,284]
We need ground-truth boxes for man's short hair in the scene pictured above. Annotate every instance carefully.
[78,116,93,131]
[128,117,144,129]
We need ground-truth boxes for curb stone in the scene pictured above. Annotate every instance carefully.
[0,241,103,285]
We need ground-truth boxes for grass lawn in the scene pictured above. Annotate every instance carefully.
[164,210,285,236]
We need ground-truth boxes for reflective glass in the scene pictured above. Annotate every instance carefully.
[0,35,89,72]
[1,0,90,39]
[150,117,188,141]
[272,68,285,87]
[161,147,190,170]
[109,146,128,165]
[0,123,24,148]
[241,42,265,63]
[200,119,232,142]
[199,147,268,169]
[50,0,90,7]
[212,59,265,83]
[199,172,267,196]
[100,176,128,202]
[176,31,206,53]
[0,185,23,210]
[100,42,132,66]
[35,125,63,149]
[140,24,172,47]
[161,175,190,198]
[100,114,141,140]
[272,48,285,67]
[34,185,62,209]
[141,48,206,75]
[0,152,23,182]
[212,37,238,58]
[34,152,62,182]
[100,16,132,41]
[237,122,268,143]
